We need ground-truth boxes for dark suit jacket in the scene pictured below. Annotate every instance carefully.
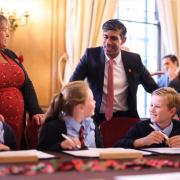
[3,122,16,150]
[169,71,180,93]
[2,48,43,120]
[38,118,103,152]
[70,47,159,118]
[114,119,180,149]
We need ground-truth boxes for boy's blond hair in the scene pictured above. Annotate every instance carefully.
[152,87,180,112]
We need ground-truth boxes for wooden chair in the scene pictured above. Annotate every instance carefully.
[25,118,40,149]
[99,117,140,147]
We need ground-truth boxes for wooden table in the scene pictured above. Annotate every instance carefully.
[2,152,180,180]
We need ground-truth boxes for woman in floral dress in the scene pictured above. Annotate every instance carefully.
[0,15,44,149]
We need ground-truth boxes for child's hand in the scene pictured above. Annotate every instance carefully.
[133,131,165,148]
[143,131,165,146]
[0,114,5,121]
[168,135,180,147]
[60,137,81,150]
[0,144,10,151]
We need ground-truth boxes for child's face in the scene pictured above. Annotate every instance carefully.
[149,95,175,125]
[83,88,95,117]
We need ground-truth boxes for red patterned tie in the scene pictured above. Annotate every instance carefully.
[105,59,114,120]
[79,126,86,149]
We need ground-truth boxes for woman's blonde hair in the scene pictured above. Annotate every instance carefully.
[45,81,90,120]
[152,87,180,112]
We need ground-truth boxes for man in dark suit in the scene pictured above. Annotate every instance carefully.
[70,19,159,126]
[157,54,180,92]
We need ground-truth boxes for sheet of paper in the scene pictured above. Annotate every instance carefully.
[142,147,180,154]
[115,172,180,180]
[63,148,151,157]
[0,150,55,159]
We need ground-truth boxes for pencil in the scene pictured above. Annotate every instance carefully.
[149,123,169,140]
[61,133,81,149]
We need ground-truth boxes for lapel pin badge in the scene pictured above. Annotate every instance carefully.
[128,69,132,72]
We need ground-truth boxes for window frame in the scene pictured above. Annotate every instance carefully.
[115,0,161,117]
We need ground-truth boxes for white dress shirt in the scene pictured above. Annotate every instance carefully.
[100,52,128,113]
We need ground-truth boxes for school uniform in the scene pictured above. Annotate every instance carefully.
[114,119,180,149]
[0,121,16,150]
[38,116,103,152]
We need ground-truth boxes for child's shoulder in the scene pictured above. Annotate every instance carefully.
[172,119,180,126]
[1,121,13,132]
[44,117,65,127]
[135,119,151,126]
[83,117,95,129]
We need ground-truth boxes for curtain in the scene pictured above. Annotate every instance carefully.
[58,0,119,85]
[156,0,180,59]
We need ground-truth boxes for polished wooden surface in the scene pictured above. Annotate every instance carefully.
[2,152,180,180]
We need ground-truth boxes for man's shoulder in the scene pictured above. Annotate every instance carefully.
[121,50,142,66]
[85,46,104,54]
[121,50,140,59]
[82,47,105,61]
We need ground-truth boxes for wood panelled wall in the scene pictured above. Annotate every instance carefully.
[7,0,66,109]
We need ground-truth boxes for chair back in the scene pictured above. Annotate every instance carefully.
[99,117,140,147]
[25,118,40,149]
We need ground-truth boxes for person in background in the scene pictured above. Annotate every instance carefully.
[0,121,16,151]
[0,14,44,149]
[155,54,180,92]
[70,19,159,126]
[114,87,180,149]
[152,54,180,117]
[38,81,103,152]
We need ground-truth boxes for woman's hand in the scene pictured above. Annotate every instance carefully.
[32,114,45,126]
[168,135,180,147]
[0,114,5,122]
